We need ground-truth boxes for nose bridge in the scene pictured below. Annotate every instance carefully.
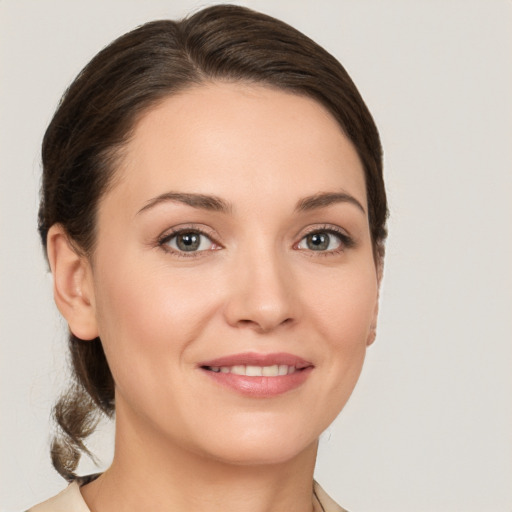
[224,234,298,332]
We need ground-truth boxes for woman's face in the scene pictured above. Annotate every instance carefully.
[86,82,379,465]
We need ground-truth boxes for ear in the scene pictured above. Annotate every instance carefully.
[47,224,99,340]
[366,258,384,347]
[366,305,379,347]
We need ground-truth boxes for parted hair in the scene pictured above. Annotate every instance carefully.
[38,4,387,480]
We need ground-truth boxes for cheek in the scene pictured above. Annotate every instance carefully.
[90,258,220,429]
[93,262,216,356]
[90,250,232,407]
[305,263,377,399]
[308,262,377,344]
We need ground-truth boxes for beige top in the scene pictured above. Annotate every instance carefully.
[28,479,348,512]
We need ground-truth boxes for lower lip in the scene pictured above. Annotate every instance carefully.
[201,367,313,398]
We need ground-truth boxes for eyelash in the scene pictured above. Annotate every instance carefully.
[157,224,354,258]
[295,225,355,256]
[157,226,221,258]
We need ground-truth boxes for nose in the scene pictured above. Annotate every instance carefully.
[223,248,299,333]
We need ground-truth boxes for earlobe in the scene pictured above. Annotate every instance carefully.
[366,322,377,347]
[367,260,383,347]
[366,297,380,347]
[47,224,99,341]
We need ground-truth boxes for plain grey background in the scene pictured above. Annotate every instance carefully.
[1,1,511,511]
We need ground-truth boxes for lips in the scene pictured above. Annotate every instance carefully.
[199,352,312,368]
[198,352,314,398]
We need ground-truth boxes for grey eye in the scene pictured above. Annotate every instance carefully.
[298,232,342,251]
[166,231,214,252]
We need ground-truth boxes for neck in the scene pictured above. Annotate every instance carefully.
[81,404,319,512]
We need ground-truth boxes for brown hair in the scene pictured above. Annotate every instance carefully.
[38,4,387,480]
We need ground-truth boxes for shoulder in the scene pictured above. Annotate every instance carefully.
[314,481,350,512]
[26,481,91,512]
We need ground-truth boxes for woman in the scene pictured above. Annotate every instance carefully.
[29,4,387,511]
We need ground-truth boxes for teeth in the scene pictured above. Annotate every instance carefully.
[246,365,263,376]
[207,364,298,376]
[262,365,279,377]
[231,365,246,375]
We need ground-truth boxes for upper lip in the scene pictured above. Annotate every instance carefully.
[198,352,313,369]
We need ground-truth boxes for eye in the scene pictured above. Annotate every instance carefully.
[298,232,341,251]
[161,230,217,253]
[296,228,352,253]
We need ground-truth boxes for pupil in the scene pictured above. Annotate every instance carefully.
[177,232,200,251]
[308,233,329,250]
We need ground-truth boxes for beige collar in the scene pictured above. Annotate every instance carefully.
[29,479,347,512]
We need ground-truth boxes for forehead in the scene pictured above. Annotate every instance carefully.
[109,82,367,213]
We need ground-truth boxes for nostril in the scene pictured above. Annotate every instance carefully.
[236,316,294,332]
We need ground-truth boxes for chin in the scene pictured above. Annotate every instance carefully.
[211,442,315,467]
[194,421,319,467]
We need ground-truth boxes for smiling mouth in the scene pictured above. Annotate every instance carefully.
[202,364,302,376]
[198,353,313,397]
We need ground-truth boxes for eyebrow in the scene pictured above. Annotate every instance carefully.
[295,192,366,214]
[137,192,232,215]
[137,190,365,216]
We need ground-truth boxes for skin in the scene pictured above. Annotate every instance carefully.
[48,82,380,512]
